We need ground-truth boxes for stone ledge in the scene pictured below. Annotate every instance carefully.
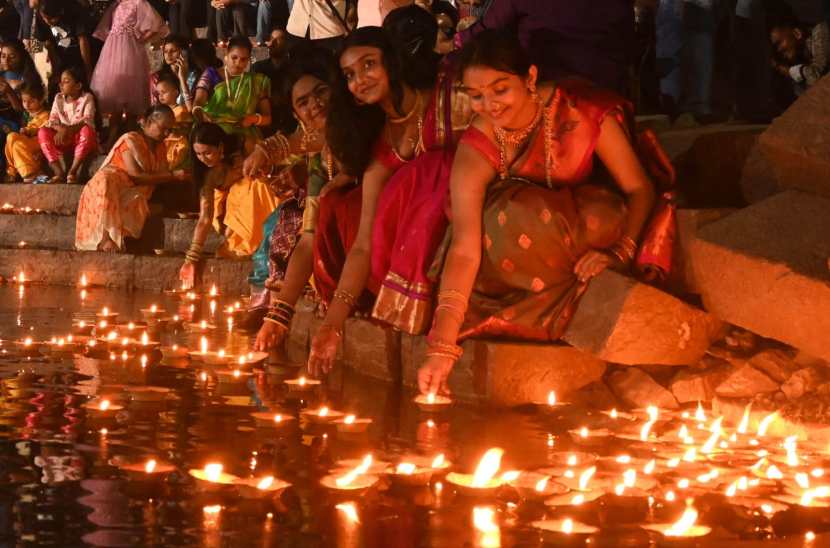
[691,190,830,360]
[0,248,251,294]
[0,183,83,214]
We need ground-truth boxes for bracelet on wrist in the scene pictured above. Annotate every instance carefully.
[333,289,357,309]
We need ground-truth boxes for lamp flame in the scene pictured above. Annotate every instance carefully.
[757,412,778,436]
[145,459,157,473]
[535,476,549,492]
[99,399,110,411]
[432,454,445,469]
[397,463,417,475]
[335,454,372,488]
[336,502,360,524]
[578,466,596,491]
[257,476,274,490]
[344,414,356,424]
[738,403,751,434]
[472,448,503,487]
[200,337,208,354]
[665,500,699,537]
[547,391,556,406]
[562,518,574,534]
[205,463,223,482]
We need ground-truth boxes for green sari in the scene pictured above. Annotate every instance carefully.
[203,72,271,144]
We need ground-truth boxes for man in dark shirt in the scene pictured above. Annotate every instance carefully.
[35,0,95,90]
[455,0,635,94]
[253,29,296,134]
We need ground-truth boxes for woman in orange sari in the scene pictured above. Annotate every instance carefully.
[75,105,188,251]
[418,30,674,395]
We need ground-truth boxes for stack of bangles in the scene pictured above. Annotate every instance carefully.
[426,335,464,361]
[333,288,357,309]
[425,289,468,362]
[608,235,638,266]
[185,241,203,264]
[264,298,294,330]
[260,133,290,160]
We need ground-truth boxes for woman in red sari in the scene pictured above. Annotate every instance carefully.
[308,9,472,377]
[418,30,674,395]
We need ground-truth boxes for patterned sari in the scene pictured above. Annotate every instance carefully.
[75,132,167,251]
[203,72,271,150]
[451,79,675,341]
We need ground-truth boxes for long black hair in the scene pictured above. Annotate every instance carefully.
[457,29,532,79]
[190,123,241,191]
[382,5,440,90]
[190,38,222,71]
[0,39,43,90]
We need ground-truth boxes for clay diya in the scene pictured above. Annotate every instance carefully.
[202,349,234,366]
[234,475,291,499]
[509,472,570,500]
[414,393,452,412]
[125,386,171,403]
[160,344,189,360]
[300,406,344,425]
[284,376,321,392]
[568,427,613,446]
[641,501,712,541]
[118,458,176,480]
[72,319,95,336]
[188,337,212,362]
[386,462,434,487]
[335,414,372,434]
[321,455,379,495]
[536,391,569,412]
[14,337,41,358]
[189,463,239,491]
[186,320,216,333]
[42,336,80,356]
[446,448,505,497]
[250,411,296,429]
[532,518,599,539]
[96,307,119,322]
[83,398,124,414]
[215,368,252,385]
[140,304,165,321]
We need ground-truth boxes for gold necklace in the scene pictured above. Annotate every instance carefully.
[388,90,421,125]
[224,67,244,105]
[387,91,425,162]
[493,96,543,179]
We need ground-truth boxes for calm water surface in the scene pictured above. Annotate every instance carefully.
[0,286,822,547]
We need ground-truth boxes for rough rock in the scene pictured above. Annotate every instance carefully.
[670,364,731,403]
[569,380,619,409]
[133,255,251,295]
[401,336,606,406]
[738,144,781,204]
[670,208,736,295]
[691,190,830,361]
[163,218,221,254]
[744,348,797,384]
[714,362,779,398]
[608,367,679,409]
[0,183,83,214]
[342,318,402,383]
[781,367,823,400]
[284,298,316,364]
[562,270,723,366]
[754,74,830,199]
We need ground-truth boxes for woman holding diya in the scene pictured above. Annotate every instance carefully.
[178,123,280,287]
[306,9,473,377]
[75,105,188,252]
[417,30,676,396]
[194,36,272,154]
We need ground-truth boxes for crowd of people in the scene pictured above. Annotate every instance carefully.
[0,0,827,394]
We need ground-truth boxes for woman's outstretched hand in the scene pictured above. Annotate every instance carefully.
[307,324,341,378]
[243,145,268,178]
[178,261,196,289]
[417,355,454,396]
[573,249,618,283]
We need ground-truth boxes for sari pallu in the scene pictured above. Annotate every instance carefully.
[75,132,167,251]
[202,72,271,151]
[449,79,676,342]
[368,65,472,335]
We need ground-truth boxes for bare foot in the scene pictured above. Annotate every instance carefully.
[66,172,79,184]
[48,175,65,184]
[98,239,119,253]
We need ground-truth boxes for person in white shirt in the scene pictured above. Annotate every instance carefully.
[286,0,353,51]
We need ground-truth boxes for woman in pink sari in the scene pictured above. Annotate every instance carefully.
[308,9,472,377]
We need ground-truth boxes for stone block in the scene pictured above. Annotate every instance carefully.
[0,183,83,214]
[342,318,402,383]
[670,364,731,403]
[562,270,723,366]
[744,348,798,384]
[284,298,315,364]
[691,190,830,360]
[0,248,135,287]
[0,214,75,249]
[670,208,736,295]
[781,367,823,400]
[132,255,251,295]
[714,362,779,398]
[162,218,221,254]
[608,367,679,409]
[755,75,830,199]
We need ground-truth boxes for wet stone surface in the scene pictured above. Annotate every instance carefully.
[0,285,826,547]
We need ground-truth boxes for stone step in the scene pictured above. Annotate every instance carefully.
[691,190,830,361]
[561,270,724,366]
[0,248,252,294]
[0,212,220,253]
[0,183,84,214]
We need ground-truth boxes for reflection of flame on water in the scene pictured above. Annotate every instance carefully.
[738,403,751,434]
[800,486,830,507]
[336,502,359,523]
[665,500,699,537]
[472,448,503,487]
[578,466,596,491]
[473,506,500,547]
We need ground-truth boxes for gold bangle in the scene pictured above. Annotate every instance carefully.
[333,289,357,309]
[319,323,343,338]
[435,303,465,323]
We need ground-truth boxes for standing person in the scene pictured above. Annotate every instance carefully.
[253,29,294,133]
[0,0,20,42]
[75,105,188,252]
[452,0,635,95]
[90,0,169,119]
[167,0,194,38]
[286,0,352,53]
[770,15,830,98]
[209,0,247,45]
[33,0,95,95]
[37,67,97,184]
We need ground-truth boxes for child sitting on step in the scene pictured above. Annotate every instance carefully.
[5,83,49,183]
[154,72,193,171]
[37,67,98,184]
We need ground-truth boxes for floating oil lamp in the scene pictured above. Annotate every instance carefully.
[508,472,569,500]
[547,466,603,507]
[414,392,452,412]
[321,455,379,494]
[536,390,569,412]
[188,337,211,361]
[202,348,233,366]
[215,368,252,385]
[119,458,175,480]
[187,320,216,333]
[334,457,391,476]
[140,304,165,321]
[386,462,434,487]
[234,475,291,499]
[72,319,94,335]
[284,376,321,392]
[446,448,505,497]
[96,307,119,321]
[543,452,599,475]
[532,518,599,539]
[14,337,40,357]
[404,454,452,477]
[83,398,124,413]
[208,285,219,298]
[600,407,637,421]
[568,426,613,446]
[642,499,712,541]
[300,406,344,424]
[189,463,239,490]
[161,344,189,360]
[43,336,79,356]
[137,331,160,350]
[244,351,269,367]
[126,386,171,403]
[335,414,372,434]
[250,411,296,428]
[78,274,88,288]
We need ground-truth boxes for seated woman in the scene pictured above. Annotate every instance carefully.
[5,82,49,182]
[75,105,188,252]
[191,38,224,108]
[0,40,43,173]
[150,35,195,106]
[178,123,280,288]
[306,11,473,377]
[37,67,98,184]
[417,30,672,396]
[194,36,271,153]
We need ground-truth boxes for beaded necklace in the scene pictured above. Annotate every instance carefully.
[493,94,543,180]
[223,66,245,105]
